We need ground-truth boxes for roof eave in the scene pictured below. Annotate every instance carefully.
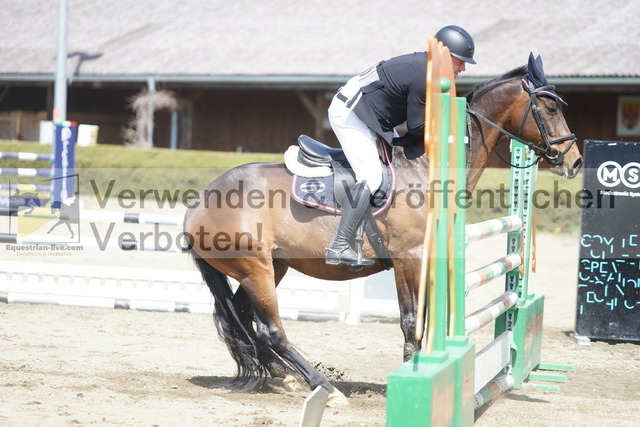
[2,74,640,89]
[0,73,352,89]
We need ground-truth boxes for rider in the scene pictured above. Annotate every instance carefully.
[325,25,477,267]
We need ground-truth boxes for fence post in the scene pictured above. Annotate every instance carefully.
[494,140,543,388]
[443,95,475,427]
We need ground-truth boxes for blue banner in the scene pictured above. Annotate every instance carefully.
[52,123,77,209]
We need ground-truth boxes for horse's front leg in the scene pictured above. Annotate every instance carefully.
[393,259,423,361]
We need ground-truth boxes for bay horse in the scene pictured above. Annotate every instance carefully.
[183,59,583,405]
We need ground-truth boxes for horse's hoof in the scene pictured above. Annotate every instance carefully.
[326,388,349,407]
[266,362,289,379]
[283,374,304,391]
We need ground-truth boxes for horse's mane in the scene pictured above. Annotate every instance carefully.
[398,65,530,160]
[466,65,528,102]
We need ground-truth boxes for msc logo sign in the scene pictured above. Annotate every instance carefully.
[597,161,640,188]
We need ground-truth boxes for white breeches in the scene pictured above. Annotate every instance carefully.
[328,75,384,192]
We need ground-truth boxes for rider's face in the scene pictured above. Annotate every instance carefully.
[452,56,466,77]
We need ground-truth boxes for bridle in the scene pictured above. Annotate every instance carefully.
[467,78,577,167]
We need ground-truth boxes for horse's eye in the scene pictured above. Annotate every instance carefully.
[546,105,558,115]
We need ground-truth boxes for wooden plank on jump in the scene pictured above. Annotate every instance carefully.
[417,35,459,350]
[0,206,184,226]
[465,291,519,335]
[474,374,515,410]
[465,215,524,243]
[416,35,443,344]
[427,47,453,352]
[466,253,522,291]
[0,167,51,177]
[0,151,54,161]
[474,331,512,394]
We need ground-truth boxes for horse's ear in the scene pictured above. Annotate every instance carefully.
[525,52,550,88]
[535,54,544,74]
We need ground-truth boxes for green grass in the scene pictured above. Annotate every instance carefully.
[0,140,583,232]
[0,140,282,169]
[0,140,283,203]
[470,167,584,233]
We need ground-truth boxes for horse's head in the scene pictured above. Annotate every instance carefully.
[468,54,583,179]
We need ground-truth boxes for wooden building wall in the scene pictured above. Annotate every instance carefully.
[0,83,638,157]
[186,89,333,152]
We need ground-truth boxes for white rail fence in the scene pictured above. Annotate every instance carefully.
[0,261,400,323]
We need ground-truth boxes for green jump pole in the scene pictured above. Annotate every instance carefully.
[431,91,451,353]
[495,140,543,388]
[387,80,457,427]
[451,96,468,338]
[443,95,475,427]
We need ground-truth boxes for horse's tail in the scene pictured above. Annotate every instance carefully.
[192,255,267,391]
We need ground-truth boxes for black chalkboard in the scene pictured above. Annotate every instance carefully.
[575,140,640,342]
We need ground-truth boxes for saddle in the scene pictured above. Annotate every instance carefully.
[285,135,394,270]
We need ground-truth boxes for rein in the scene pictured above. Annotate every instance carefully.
[467,79,577,168]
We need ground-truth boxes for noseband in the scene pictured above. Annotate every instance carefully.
[468,79,577,166]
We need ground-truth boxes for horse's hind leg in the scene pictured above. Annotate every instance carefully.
[235,259,347,405]
[232,260,293,379]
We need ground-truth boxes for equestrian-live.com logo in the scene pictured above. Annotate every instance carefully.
[597,161,640,188]
[5,175,80,245]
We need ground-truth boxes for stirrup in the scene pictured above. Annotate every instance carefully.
[325,246,374,267]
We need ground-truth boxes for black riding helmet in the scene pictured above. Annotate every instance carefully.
[435,25,476,64]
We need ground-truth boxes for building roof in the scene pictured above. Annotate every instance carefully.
[1,0,639,87]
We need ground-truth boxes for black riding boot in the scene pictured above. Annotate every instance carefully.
[326,182,375,267]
